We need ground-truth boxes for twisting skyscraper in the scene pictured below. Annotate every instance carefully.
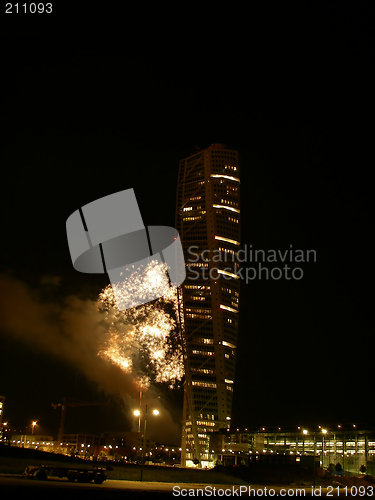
[175,144,241,467]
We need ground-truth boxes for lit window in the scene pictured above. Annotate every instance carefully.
[220,304,239,314]
[213,205,240,214]
[192,381,217,388]
[217,269,240,279]
[215,236,240,245]
[210,174,240,182]
[222,341,236,348]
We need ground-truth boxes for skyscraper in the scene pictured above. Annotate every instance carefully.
[175,144,241,467]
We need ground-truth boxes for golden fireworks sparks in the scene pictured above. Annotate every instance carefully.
[97,260,184,390]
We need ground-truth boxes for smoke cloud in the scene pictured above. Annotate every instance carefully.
[0,273,183,442]
[0,273,145,398]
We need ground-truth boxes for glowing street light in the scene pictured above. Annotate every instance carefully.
[32,421,37,435]
[322,428,328,468]
[0,422,8,443]
[133,405,159,482]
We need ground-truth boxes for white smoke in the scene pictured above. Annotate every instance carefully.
[0,273,182,443]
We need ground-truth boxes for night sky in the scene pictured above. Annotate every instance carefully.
[0,6,373,443]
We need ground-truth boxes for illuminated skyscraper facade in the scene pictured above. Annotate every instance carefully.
[175,144,241,467]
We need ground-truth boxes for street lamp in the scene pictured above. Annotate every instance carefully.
[301,429,308,455]
[32,421,37,435]
[322,429,327,469]
[1,422,7,443]
[134,405,159,481]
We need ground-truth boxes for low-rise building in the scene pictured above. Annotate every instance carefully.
[209,426,375,474]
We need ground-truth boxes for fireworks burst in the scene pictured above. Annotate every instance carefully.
[97,260,184,390]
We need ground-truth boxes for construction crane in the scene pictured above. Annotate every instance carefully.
[52,397,108,444]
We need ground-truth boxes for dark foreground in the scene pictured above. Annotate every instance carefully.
[0,476,171,499]
[0,476,365,498]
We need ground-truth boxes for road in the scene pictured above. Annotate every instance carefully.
[0,475,367,498]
